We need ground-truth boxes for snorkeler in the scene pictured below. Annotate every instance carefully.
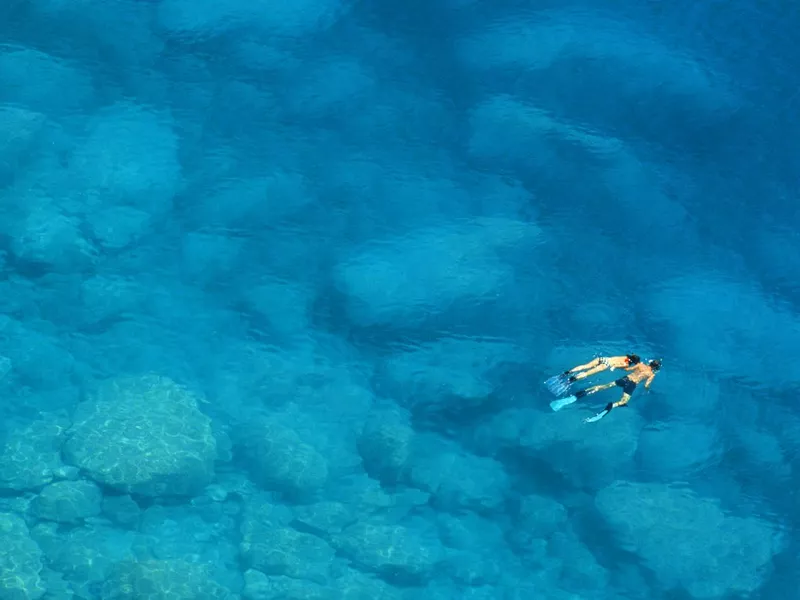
[550,359,661,422]
[545,354,641,396]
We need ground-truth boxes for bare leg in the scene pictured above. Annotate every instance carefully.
[614,393,631,408]
[570,363,608,381]
[567,358,601,373]
[576,381,615,398]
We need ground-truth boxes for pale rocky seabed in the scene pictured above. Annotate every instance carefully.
[0,1,797,599]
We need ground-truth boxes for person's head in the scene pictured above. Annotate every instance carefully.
[626,354,641,365]
[649,359,661,371]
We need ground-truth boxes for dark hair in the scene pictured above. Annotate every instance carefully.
[627,354,641,364]
[649,359,661,371]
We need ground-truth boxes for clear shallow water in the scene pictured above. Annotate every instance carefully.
[0,1,797,598]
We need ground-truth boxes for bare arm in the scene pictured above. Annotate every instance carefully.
[644,375,655,390]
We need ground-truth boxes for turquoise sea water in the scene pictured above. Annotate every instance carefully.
[0,1,798,598]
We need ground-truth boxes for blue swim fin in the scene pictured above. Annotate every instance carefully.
[584,409,609,423]
[545,374,571,397]
[550,395,577,411]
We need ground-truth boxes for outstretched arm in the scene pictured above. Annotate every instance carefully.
[644,375,656,390]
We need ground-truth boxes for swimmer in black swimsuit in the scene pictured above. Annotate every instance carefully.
[573,359,661,422]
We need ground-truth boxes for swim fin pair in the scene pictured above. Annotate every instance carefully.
[544,373,572,397]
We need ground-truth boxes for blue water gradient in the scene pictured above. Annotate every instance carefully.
[0,0,797,598]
